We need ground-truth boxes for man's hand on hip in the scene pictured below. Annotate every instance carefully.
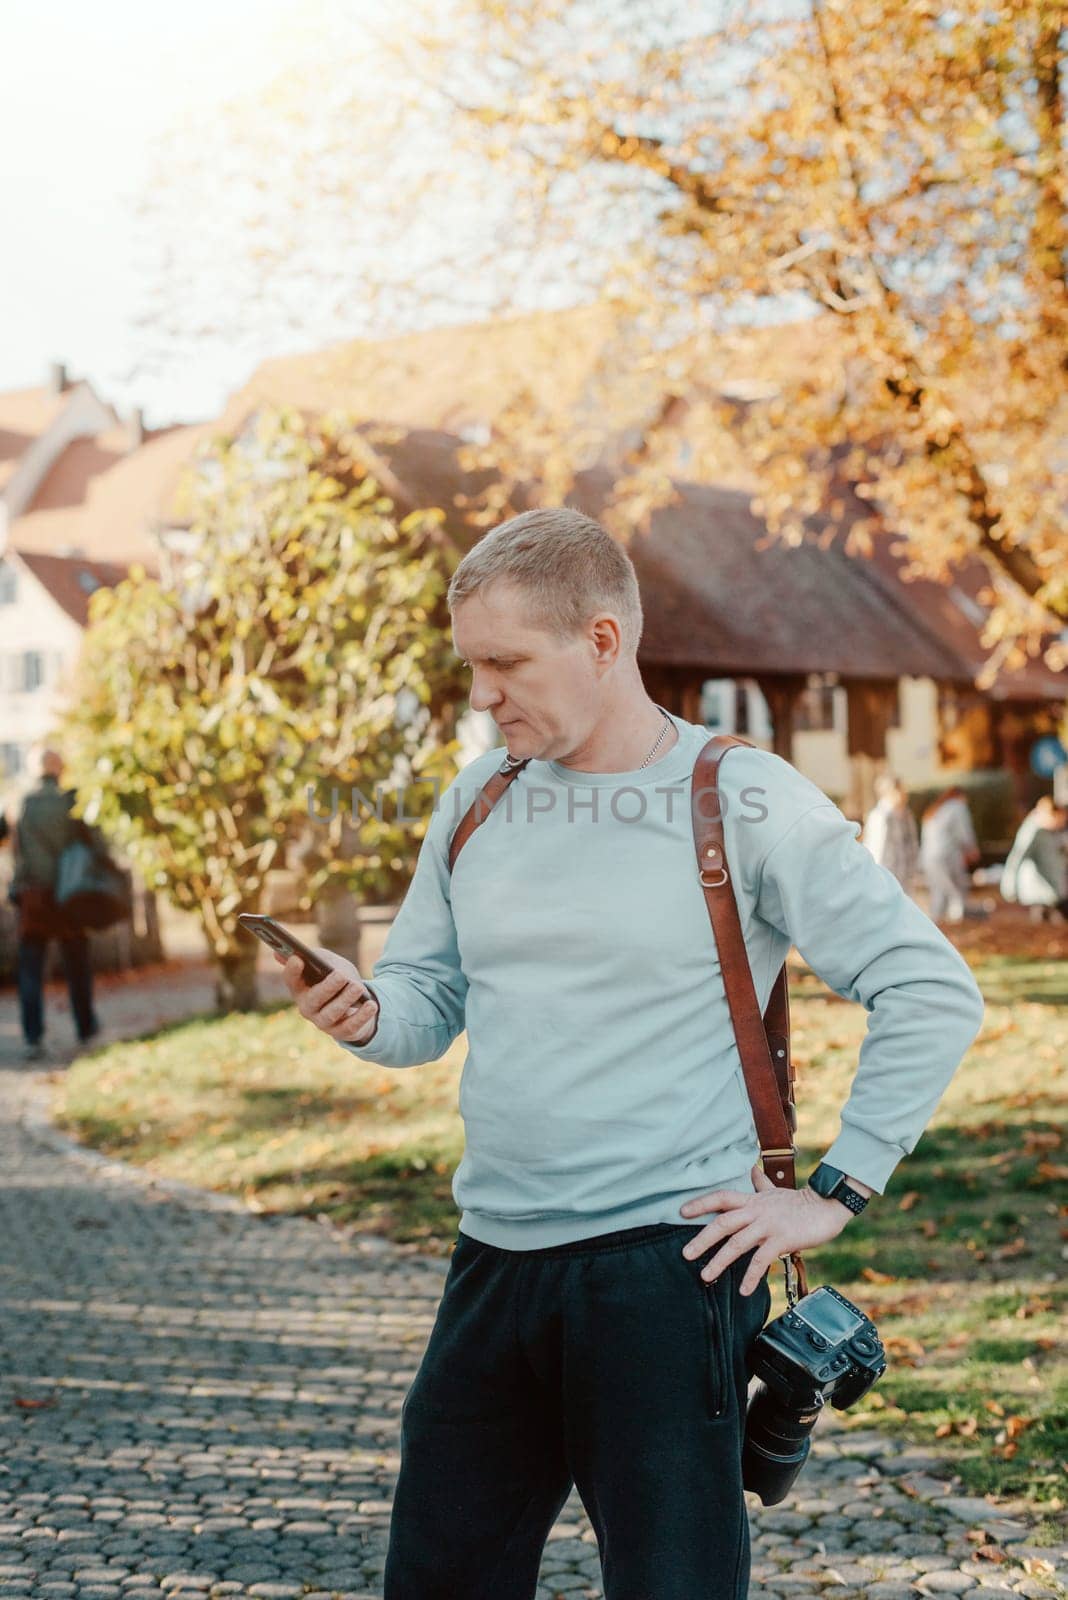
[677,1160,851,1297]
[275,948,380,1045]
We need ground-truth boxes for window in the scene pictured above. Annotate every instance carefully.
[887,683,901,729]
[0,565,15,605]
[0,743,22,776]
[938,684,962,731]
[700,679,730,729]
[699,678,772,740]
[23,651,45,691]
[796,672,839,733]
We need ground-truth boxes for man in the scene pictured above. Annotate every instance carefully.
[920,786,981,923]
[280,509,985,1600]
[10,747,101,1061]
[862,772,919,894]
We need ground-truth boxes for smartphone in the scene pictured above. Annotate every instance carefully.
[237,914,334,985]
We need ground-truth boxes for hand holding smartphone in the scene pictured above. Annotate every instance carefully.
[238,913,379,1045]
[237,913,334,983]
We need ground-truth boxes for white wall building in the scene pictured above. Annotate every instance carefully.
[0,364,204,798]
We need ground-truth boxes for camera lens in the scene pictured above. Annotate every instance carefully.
[741,1380,819,1506]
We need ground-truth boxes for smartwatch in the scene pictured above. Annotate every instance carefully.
[808,1161,869,1217]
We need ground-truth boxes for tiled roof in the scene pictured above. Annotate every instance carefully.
[346,424,1065,700]
[219,303,630,437]
[216,309,1064,701]
[13,550,132,627]
[220,304,847,446]
[0,386,69,491]
[8,422,210,563]
[862,531,1066,701]
[570,468,967,683]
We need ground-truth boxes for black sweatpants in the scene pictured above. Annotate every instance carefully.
[383,1220,773,1600]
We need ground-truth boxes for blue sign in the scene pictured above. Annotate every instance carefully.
[1030,736,1067,778]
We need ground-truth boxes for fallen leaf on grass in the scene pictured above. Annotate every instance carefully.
[1023,1131,1062,1154]
[935,1416,980,1437]
[995,1415,1037,1442]
[861,1291,935,1318]
[14,1395,57,1409]
[884,1335,927,1365]
[992,1237,1031,1259]
[860,1266,896,1284]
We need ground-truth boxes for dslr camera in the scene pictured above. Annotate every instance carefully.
[742,1283,887,1505]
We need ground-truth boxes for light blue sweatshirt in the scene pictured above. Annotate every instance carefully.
[342,712,985,1250]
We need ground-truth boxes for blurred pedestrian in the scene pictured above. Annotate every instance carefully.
[920,786,980,923]
[1053,761,1068,809]
[862,773,919,893]
[8,748,100,1061]
[1001,796,1068,920]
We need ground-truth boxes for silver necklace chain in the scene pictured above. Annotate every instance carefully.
[500,706,675,772]
[639,705,673,769]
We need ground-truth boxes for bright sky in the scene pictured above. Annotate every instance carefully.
[0,0,325,422]
[2,0,801,429]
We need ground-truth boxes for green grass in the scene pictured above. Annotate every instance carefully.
[55,952,1068,1534]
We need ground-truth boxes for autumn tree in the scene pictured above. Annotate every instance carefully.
[388,0,1067,670]
[138,0,1067,678]
[58,407,468,1010]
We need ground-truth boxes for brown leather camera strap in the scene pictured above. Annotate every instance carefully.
[693,734,808,1298]
[448,735,808,1297]
[447,755,530,872]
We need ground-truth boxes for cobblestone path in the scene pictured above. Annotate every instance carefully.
[0,967,1064,1599]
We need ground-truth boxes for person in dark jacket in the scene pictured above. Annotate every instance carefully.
[9,748,100,1061]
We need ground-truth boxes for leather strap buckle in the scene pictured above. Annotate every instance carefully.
[699,842,728,888]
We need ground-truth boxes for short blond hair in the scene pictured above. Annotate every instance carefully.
[447,508,643,656]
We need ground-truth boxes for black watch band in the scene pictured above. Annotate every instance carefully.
[808,1161,869,1216]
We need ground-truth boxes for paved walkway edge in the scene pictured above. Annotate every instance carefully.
[16,1071,450,1272]
[14,1074,1066,1569]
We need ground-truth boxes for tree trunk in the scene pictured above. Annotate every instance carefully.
[214,943,260,1012]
